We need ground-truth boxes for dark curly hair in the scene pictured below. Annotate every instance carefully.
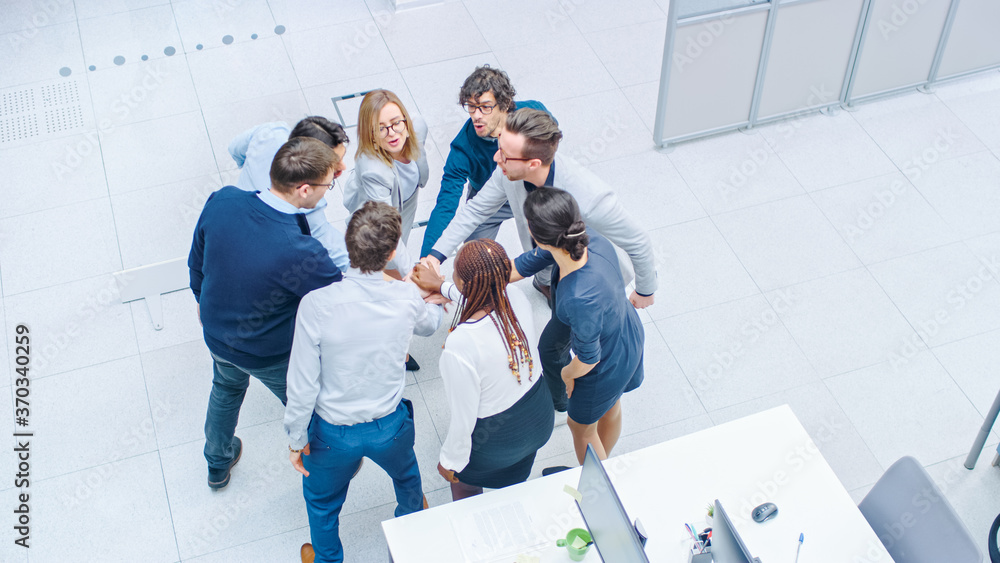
[459,65,516,113]
[290,116,349,148]
[523,187,589,261]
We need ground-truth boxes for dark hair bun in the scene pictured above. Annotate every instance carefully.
[555,220,588,260]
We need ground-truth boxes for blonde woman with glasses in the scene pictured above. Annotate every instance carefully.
[344,89,428,278]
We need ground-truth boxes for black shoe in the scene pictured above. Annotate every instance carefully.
[542,465,572,476]
[208,436,242,490]
[405,356,420,372]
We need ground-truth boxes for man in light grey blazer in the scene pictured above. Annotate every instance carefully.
[424,108,657,306]
[422,108,657,413]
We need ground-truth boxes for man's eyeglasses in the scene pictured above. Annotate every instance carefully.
[303,182,335,191]
[497,150,533,165]
[462,102,497,116]
[379,119,407,138]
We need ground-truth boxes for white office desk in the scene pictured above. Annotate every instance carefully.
[382,406,894,562]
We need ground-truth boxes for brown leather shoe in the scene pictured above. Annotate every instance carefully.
[300,542,315,563]
[423,495,429,510]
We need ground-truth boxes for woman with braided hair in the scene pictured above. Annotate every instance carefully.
[511,187,644,465]
[412,239,554,501]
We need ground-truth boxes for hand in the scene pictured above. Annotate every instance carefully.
[196,304,202,326]
[290,443,311,477]
[422,255,442,273]
[438,462,459,483]
[561,367,575,399]
[411,262,445,294]
[424,293,453,306]
[629,291,655,309]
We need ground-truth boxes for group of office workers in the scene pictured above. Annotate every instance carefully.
[188,66,659,563]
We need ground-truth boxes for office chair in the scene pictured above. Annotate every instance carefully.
[858,456,982,563]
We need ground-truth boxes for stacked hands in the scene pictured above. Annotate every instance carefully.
[405,256,451,306]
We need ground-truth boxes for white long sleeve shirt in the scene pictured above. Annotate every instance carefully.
[438,284,542,472]
[284,269,442,449]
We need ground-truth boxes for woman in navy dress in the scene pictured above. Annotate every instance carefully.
[511,187,644,464]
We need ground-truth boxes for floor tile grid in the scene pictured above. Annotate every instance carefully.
[645,320,711,418]
[924,322,1000,431]
[154,3,231,178]
[797,101,1000,410]
[929,86,999,157]
[848,91,998,243]
[672,198,837,395]
[402,378,456,503]
[667,112,988,465]
[754,111,969,385]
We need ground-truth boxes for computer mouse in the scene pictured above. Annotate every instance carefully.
[751,502,778,523]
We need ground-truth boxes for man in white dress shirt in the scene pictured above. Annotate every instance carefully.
[284,201,442,563]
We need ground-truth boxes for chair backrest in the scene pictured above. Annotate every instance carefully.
[858,456,982,563]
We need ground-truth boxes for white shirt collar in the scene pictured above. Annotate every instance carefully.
[344,267,386,281]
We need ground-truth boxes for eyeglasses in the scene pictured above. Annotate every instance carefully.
[379,119,407,138]
[497,149,533,165]
[462,102,497,116]
[302,182,335,191]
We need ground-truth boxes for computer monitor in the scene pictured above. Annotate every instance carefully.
[711,500,761,563]
[575,444,650,563]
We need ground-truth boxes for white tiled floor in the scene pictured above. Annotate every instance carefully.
[3,1,1000,561]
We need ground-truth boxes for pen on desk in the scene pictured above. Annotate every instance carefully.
[793,533,804,563]
[684,523,702,552]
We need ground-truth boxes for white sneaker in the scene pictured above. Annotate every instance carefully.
[554,410,568,427]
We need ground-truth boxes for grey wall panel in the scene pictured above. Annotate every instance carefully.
[938,0,1000,78]
[758,0,865,119]
[850,0,951,98]
[662,10,769,139]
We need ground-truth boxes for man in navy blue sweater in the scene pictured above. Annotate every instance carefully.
[189,136,343,489]
[420,66,548,259]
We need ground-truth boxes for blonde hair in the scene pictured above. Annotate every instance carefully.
[356,89,420,167]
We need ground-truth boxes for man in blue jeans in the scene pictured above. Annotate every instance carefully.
[285,201,442,563]
[188,137,343,490]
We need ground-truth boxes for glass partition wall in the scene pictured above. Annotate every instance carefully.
[654,0,1000,148]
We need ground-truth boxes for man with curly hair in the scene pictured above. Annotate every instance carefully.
[420,65,550,262]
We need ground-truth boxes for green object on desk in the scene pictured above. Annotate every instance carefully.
[556,528,593,561]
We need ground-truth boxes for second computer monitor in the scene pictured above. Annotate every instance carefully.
[711,499,760,563]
